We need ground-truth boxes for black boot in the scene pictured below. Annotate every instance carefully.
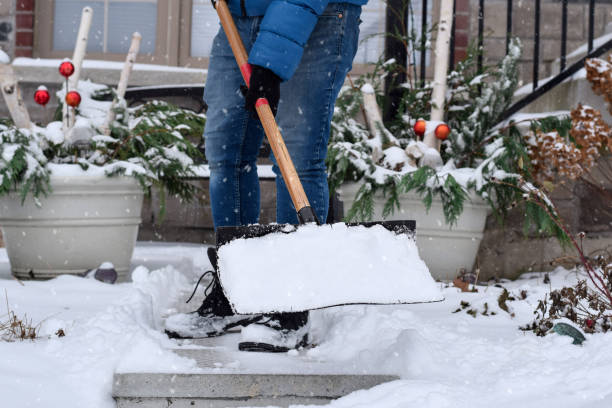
[238,311,309,352]
[165,247,263,339]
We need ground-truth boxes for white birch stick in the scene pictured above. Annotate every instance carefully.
[424,0,454,150]
[362,86,383,139]
[361,84,386,163]
[63,6,93,132]
[102,32,141,135]
[0,64,32,130]
[69,6,93,90]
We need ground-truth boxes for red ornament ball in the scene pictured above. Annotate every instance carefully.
[65,91,81,108]
[59,61,75,78]
[586,319,594,328]
[34,87,50,106]
[413,119,427,136]
[435,123,451,140]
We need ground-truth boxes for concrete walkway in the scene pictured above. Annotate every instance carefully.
[113,332,398,408]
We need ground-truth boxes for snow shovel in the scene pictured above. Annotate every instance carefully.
[213,0,443,314]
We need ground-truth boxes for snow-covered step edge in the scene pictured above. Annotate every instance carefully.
[112,372,398,399]
[115,396,332,408]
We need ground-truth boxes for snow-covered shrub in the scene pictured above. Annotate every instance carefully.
[329,40,528,222]
[522,255,612,335]
[519,57,612,335]
[0,81,205,214]
[586,55,612,114]
[328,38,581,242]
[525,107,611,185]
[0,124,49,203]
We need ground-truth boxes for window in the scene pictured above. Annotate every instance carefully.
[182,0,430,71]
[182,0,390,70]
[35,0,179,64]
[35,0,430,71]
[354,0,386,64]
[188,0,386,65]
[190,0,217,59]
[53,0,158,54]
[408,0,433,69]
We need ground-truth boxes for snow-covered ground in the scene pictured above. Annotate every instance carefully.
[0,244,202,407]
[307,270,612,408]
[1,245,612,408]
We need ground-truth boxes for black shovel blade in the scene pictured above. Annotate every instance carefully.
[216,220,416,248]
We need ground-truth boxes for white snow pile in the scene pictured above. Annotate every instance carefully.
[0,266,197,408]
[3,245,612,408]
[360,83,375,94]
[218,223,443,314]
[299,268,612,408]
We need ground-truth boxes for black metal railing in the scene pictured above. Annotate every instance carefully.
[506,0,513,55]
[421,0,428,85]
[501,0,609,121]
[533,0,541,88]
[384,0,612,123]
[499,37,612,122]
[477,0,484,74]
[561,0,568,71]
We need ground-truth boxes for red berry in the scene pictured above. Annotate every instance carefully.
[413,119,427,136]
[586,319,594,328]
[34,86,50,106]
[435,123,451,140]
[59,61,75,78]
[65,91,81,108]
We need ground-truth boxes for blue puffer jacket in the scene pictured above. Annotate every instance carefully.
[226,0,366,81]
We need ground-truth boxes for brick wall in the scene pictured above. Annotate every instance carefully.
[14,0,33,57]
[453,0,470,64]
[0,0,34,60]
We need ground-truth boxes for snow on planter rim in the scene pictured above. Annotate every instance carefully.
[217,222,444,314]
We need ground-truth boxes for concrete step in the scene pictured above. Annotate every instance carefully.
[113,333,398,408]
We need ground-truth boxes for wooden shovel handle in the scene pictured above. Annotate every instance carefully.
[215,0,312,217]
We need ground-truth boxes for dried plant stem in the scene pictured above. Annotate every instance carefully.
[495,179,612,306]
[11,274,24,286]
[1,291,38,341]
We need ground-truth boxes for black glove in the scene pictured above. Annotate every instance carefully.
[243,65,281,116]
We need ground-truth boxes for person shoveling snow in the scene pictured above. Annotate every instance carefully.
[165,0,442,352]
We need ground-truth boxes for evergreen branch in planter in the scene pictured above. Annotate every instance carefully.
[328,39,525,227]
[345,182,375,222]
[0,82,206,219]
[96,100,206,218]
[327,37,573,244]
[0,125,50,204]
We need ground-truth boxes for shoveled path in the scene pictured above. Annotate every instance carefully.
[113,331,398,408]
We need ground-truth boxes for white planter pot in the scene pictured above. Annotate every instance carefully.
[0,173,143,281]
[337,182,490,281]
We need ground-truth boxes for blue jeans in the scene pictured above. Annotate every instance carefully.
[204,3,361,227]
